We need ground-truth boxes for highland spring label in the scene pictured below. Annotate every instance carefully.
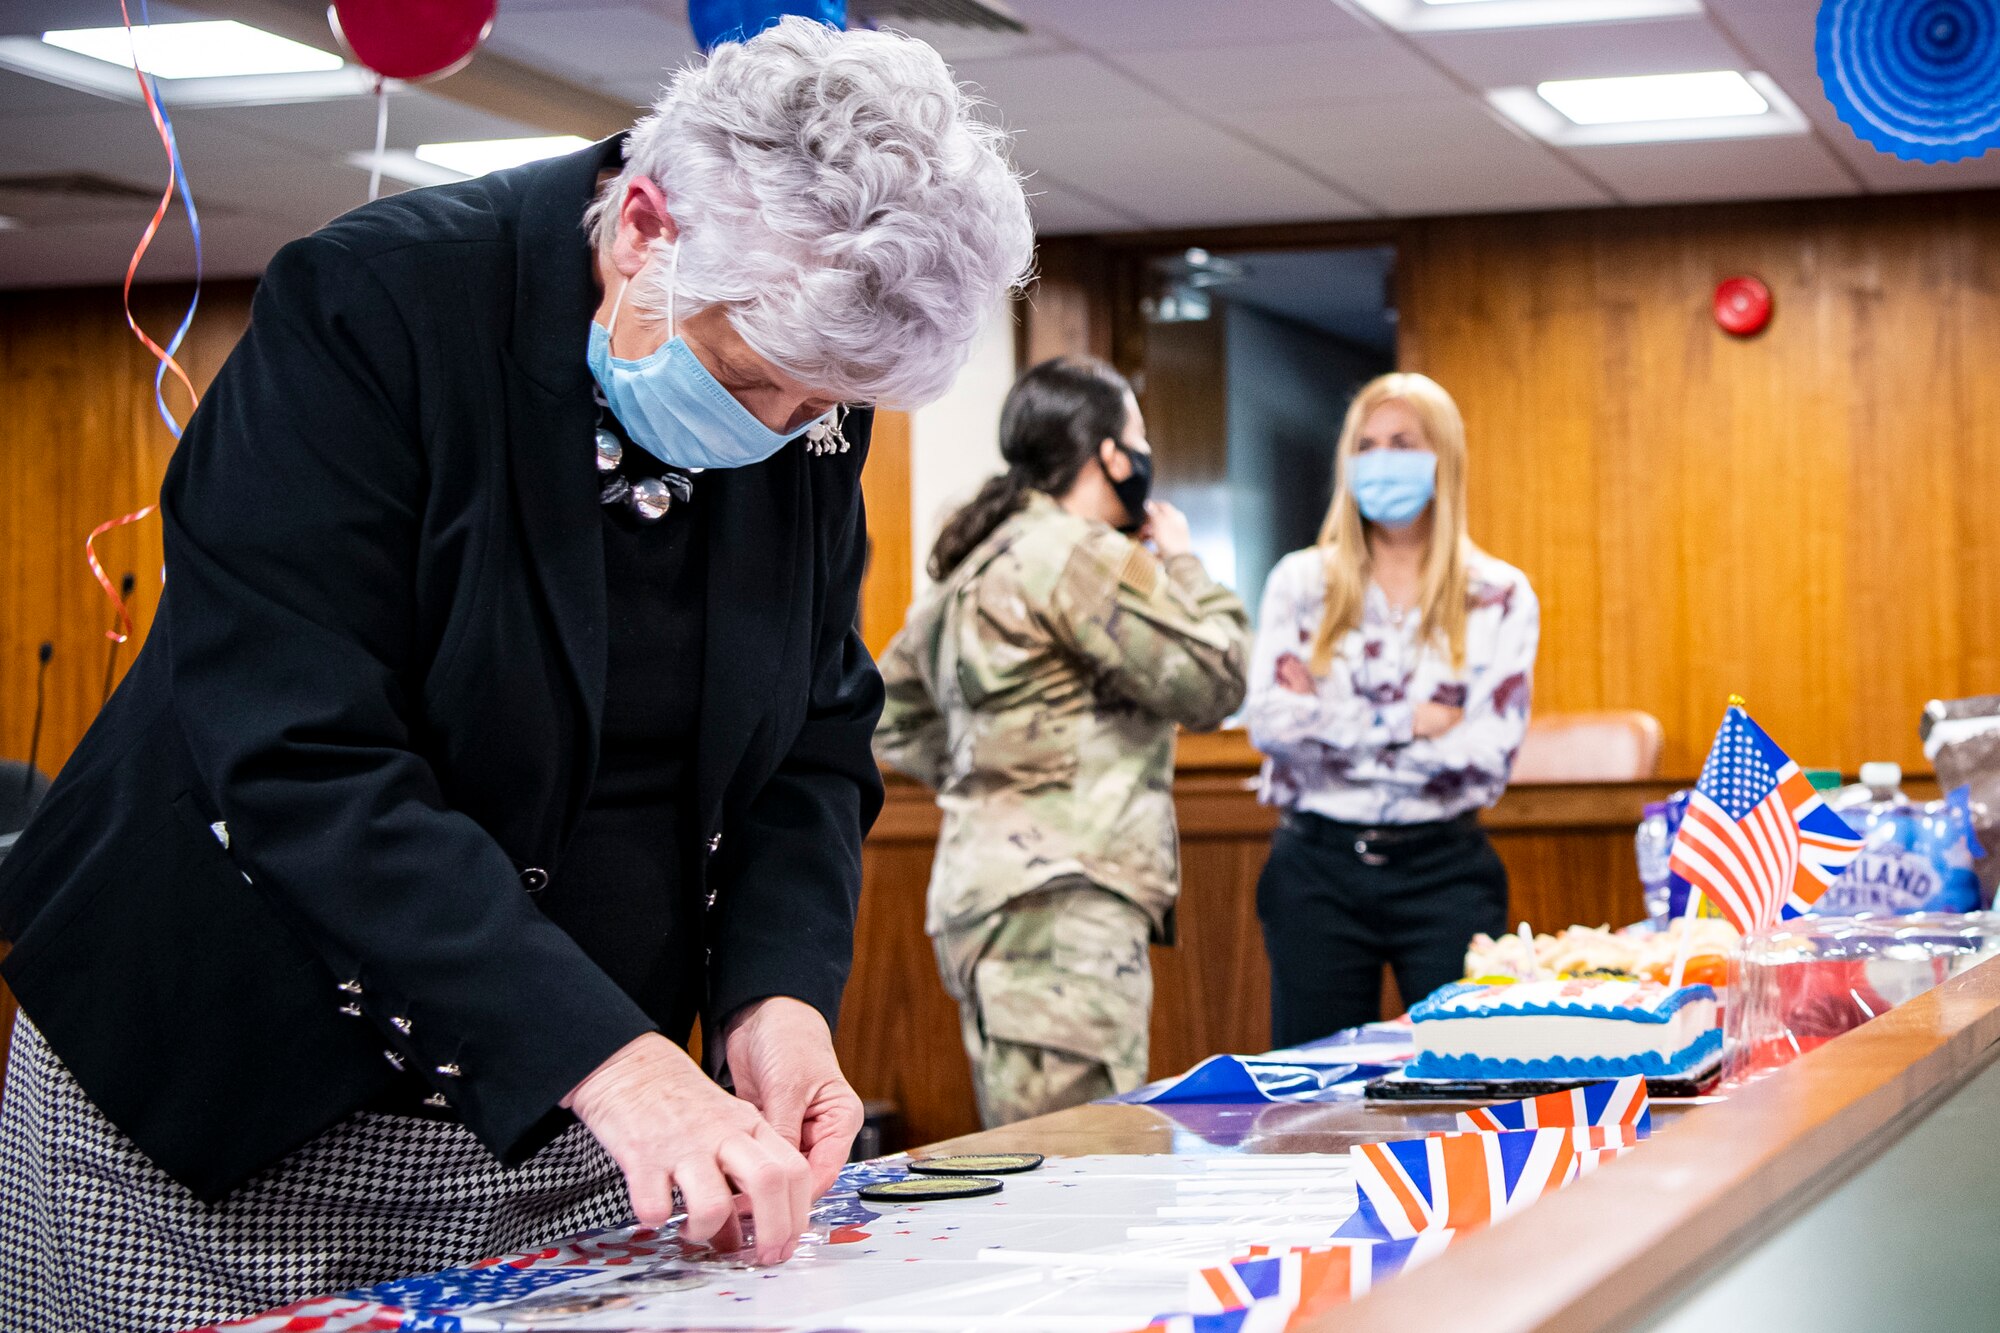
[1819,847,1942,915]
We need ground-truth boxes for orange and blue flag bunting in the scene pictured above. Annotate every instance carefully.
[1455,1074,1651,1138]
[1189,1234,1456,1315]
[1347,1126,1638,1240]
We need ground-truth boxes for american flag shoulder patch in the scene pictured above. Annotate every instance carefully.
[1118,543,1162,599]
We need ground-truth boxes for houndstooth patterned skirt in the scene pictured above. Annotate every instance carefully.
[0,1015,631,1333]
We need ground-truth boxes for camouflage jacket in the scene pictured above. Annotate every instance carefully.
[875,492,1251,935]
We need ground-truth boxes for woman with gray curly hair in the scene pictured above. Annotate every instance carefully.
[0,17,1031,1331]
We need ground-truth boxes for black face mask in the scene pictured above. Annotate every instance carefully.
[1103,443,1153,533]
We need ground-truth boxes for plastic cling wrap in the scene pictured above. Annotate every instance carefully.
[1725,914,2000,1085]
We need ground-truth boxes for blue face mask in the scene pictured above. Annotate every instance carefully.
[1347,449,1437,528]
[585,245,817,471]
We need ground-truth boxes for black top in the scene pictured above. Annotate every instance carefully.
[0,136,885,1200]
[540,453,708,1040]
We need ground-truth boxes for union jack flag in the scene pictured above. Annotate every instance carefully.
[1667,705,1862,933]
[1348,1127,1638,1240]
[1189,1235,1455,1318]
[1456,1075,1652,1138]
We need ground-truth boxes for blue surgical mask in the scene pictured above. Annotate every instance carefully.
[585,245,816,470]
[1347,449,1437,528]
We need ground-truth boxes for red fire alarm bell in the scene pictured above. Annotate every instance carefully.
[1713,276,1772,337]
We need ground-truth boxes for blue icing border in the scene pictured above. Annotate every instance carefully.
[1405,1026,1722,1081]
[1408,981,1717,1025]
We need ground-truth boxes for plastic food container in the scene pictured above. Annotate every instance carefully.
[1725,913,2000,1086]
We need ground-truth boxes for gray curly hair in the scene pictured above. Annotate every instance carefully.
[587,17,1034,408]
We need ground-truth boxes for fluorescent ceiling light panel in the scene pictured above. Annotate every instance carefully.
[0,34,374,105]
[1353,0,1701,30]
[42,21,343,79]
[1538,69,1765,124]
[1488,70,1807,145]
[414,137,593,177]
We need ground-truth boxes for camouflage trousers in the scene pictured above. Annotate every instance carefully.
[933,878,1153,1129]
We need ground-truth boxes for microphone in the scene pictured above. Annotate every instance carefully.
[25,641,51,796]
[101,572,139,707]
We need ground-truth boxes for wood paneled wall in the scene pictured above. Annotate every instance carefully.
[858,409,913,658]
[1024,237,1114,368]
[1396,194,2000,778]
[1137,314,1228,489]
[0,281,255,777]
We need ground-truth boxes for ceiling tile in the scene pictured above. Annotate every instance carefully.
[485,3,698,98]
[0,0,211,39]
[10,104,399,241]
[0,64,113,115]
[202,90,550,156]
[859,15,1074,62]
[1412,14,1743,87]
[1113,35,1460,110]
[1003,0,1373,54]
[0,211,303,287]
[1010,113,1371,227]
[1223,96,1613,215]
[1565,134,1858,205]
[1022,171,1148,234]
[952,51,1182,130]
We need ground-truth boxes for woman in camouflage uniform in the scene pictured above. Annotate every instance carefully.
[875,357,1250,1128]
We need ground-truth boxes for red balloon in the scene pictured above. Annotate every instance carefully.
[329,0,497,82]
[1713,275,1773,338]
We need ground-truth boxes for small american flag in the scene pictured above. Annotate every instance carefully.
[1667,705,1863,934]
[1456,1075,1651,1138]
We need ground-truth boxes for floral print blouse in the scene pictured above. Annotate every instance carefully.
[1244,546,1540,826]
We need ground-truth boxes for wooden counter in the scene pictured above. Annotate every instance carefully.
[911,953,2000,1332]
[841,729,1685,1150]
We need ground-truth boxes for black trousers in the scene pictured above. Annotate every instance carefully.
[1257,810,1510,1048]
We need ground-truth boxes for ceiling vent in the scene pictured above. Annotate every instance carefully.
[852,0,1026,33]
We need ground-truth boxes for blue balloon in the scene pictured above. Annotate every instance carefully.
[1817,0,2000,162]
[688,0,845,53]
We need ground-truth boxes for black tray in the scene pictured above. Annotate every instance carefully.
[1363,1057,1724,1103]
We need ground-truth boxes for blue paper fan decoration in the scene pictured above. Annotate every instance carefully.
[1817,0,2000,162]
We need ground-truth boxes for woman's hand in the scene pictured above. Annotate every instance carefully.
[1273,652,1317,697]
[1141,501,1193,557]
[563,1032,812,1265]
[724,997,866,1200]
[1413,702,1464,739]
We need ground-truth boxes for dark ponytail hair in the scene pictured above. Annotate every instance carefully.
[927,356,1133,579]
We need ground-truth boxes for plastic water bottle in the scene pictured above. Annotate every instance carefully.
[1830,761,1905,814]
[1636,801,1673,930]
[1816,762,1973,915]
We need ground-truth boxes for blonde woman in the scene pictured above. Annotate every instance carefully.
[1244,373,1538,1047]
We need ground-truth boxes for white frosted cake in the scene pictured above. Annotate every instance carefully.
[1406,978,1720,1081]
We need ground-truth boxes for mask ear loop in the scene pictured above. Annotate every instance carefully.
[604,233,680,350]
[665,235,680,341]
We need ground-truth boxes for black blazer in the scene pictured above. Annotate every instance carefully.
[0,138,884,1201]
